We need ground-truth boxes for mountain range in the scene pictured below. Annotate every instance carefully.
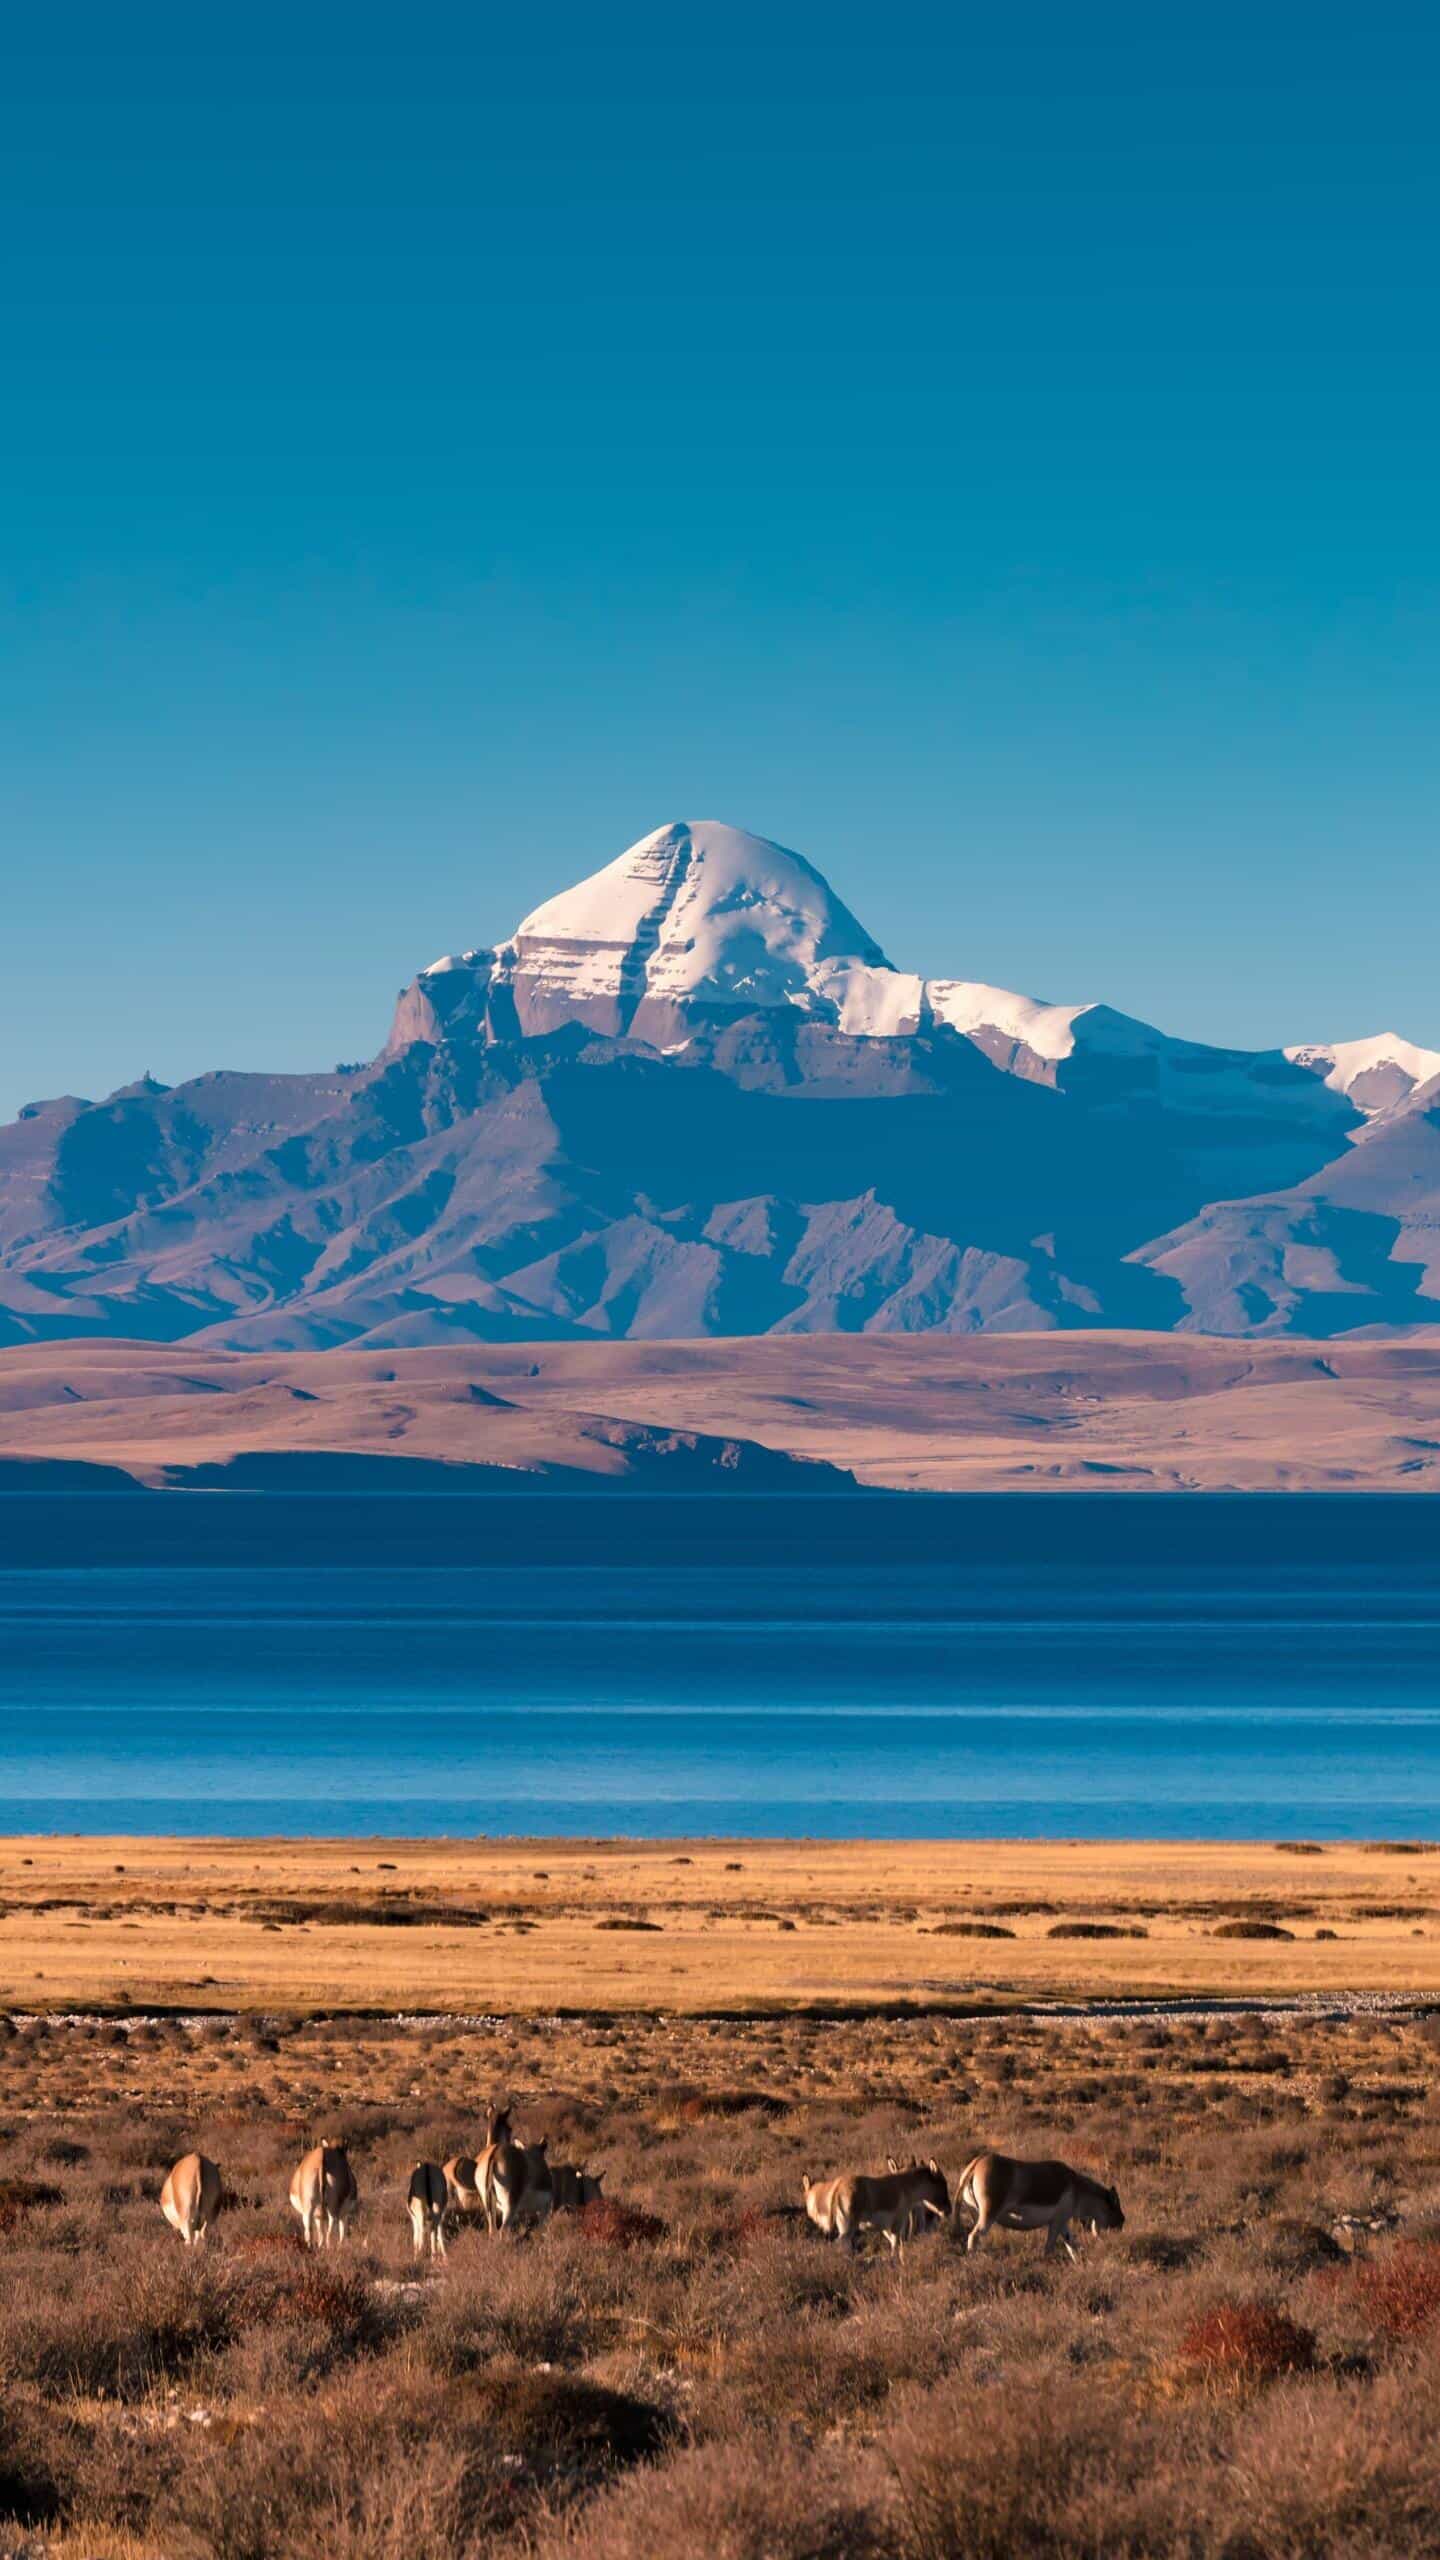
[3,818,1438,1349]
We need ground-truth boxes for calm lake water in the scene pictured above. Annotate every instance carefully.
[1,1492,1437,1839]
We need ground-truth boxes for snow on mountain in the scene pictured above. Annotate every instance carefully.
[1284,1033,1440,1117]
[520,817,889,999]
[391,824,1438,1161]
[406,820,893,1047]
[4,813,1439,1355]
[927,980,1092,1058]
[396,817,1122,1067]
[807,961,1094,1058]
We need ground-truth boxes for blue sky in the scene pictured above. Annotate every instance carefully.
[4,2,1438,1120]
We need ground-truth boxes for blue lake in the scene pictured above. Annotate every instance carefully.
[0,1492,1437,1839]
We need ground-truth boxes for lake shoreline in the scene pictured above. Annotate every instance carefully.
[3,1330,1439,1491]
[6,1833,1440,2015]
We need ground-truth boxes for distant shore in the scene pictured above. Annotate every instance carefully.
[2,1330,1439,1490]
[6,1835,1440,2016]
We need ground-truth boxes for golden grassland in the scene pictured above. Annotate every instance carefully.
[5,1834,1440,2015]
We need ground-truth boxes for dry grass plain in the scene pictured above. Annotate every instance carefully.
[5,1981,1440,2555]
[7,1841,1440,2556]
[6,1835,1440,2014]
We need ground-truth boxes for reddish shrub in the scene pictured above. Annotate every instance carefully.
[1180,2298,1317,2380]
[733,2203,806,2250]
[675,2089,788,2121]
[1346,2243,1440,2342]
[231,2254,381,2344]
[578,2198,667,2250]
[230,2227,306,2259]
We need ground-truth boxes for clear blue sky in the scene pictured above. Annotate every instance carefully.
[4,2,1438,1120]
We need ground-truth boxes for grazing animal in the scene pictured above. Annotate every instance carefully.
[488,2134,554,2232]
[957,2152,1124,2262]
[550,2163,605,2212]
[160,2152,222,2246]
[407,2160,448,2258]
[820,2159,951,2254]
[442,2153,484,2219]
[289,2142,358,2249]
[801,2172,844,2238]
[472,2104,516,2232]
[885,2155,953,2241]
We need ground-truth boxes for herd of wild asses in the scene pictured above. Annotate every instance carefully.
[159,2102,1125,2265]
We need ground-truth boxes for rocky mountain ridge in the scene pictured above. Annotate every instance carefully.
[3,819,1437,1347]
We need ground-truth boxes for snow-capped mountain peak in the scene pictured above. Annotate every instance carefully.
[394,816,1142,1077]
[392,821,1436,1130]
[402,819,897,1046]
[1284,1032,1440,1117]
[8,815,1440,1358]
[399,824,1086,1054]
[510,818,890,1015]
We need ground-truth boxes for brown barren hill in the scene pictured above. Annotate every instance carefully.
[0,1331,1438,1488]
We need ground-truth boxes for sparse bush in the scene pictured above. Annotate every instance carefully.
[0,2397,69,2527]
[529,2439,883,2560]
[578,2197,667,2250]
[165,2362,674,2557]
[674,2088,788,2121]
[1345,2242,1440,2342]
[0,2175,63,2228]
[247,2253,389,2355]
[231,2226,306,2259]
[1179,2298,1317,2381]
[1258,2218,1345,2278]
[883,2380,1153,2560]
[733,2201,807,2249]
[7,1981,1440,2558]
[471,2367,673,2470]
[1218,2366,1440,2554]
[0,2249,239,2397]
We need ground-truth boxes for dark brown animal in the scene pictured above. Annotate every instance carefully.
[958,2151,1124,2261]
[407,2160,448,2257]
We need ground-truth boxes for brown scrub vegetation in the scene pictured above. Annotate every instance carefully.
[3,1998,1440,2554]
